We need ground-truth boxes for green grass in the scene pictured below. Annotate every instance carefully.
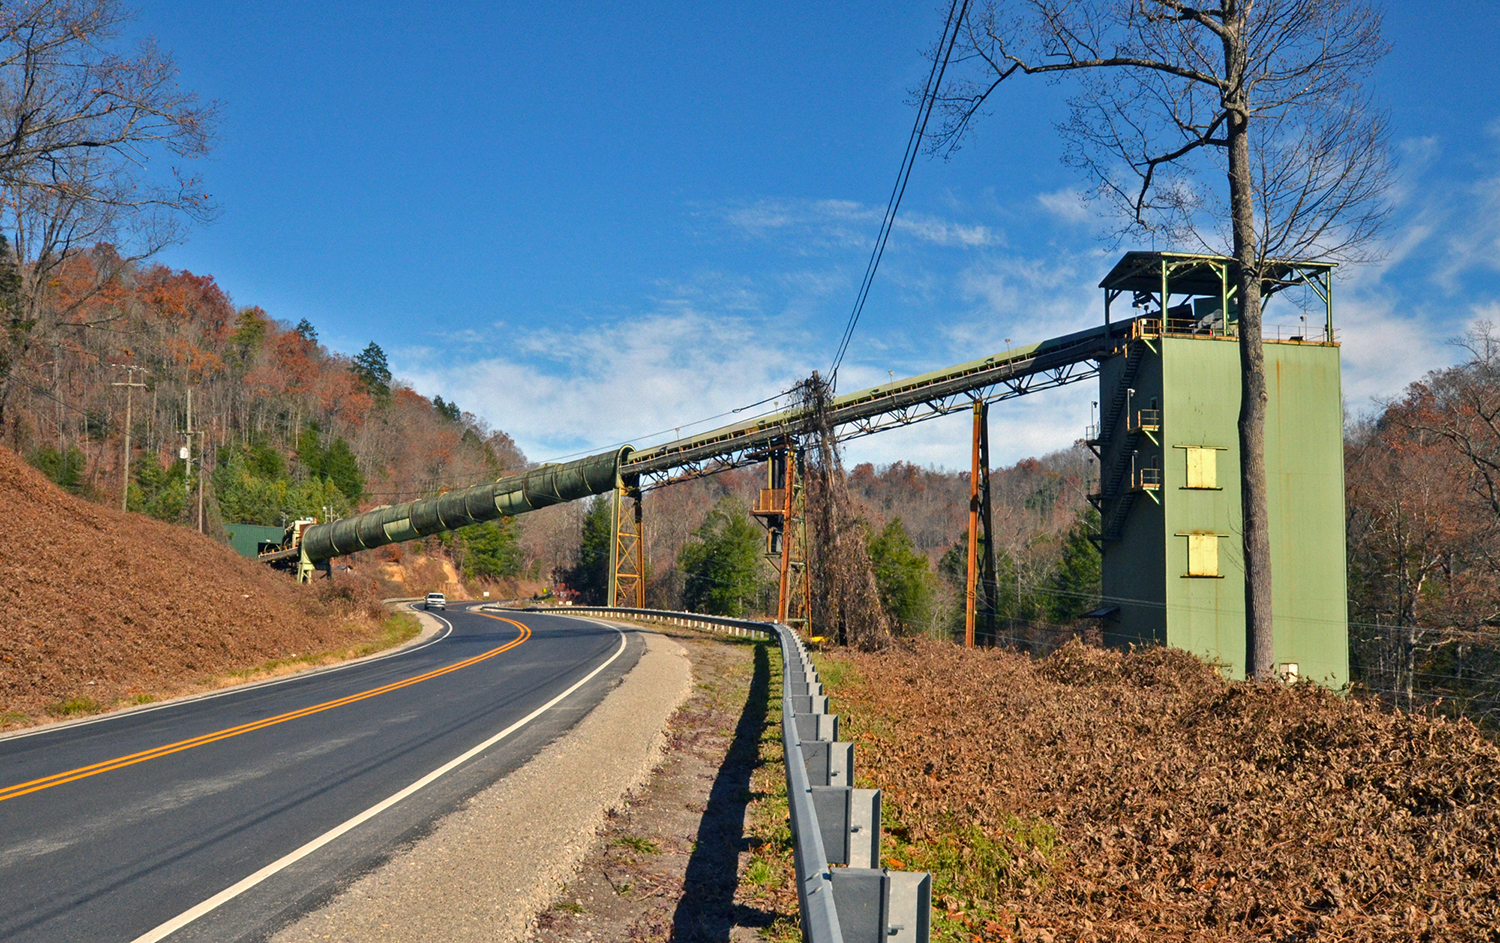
[881,813,1061,942]
[745,857,775,887]
[611,835,661,854]
[811,653,858,690]
[0,710,28,726]
[352,612,421,657]
[225,612,423,683]
[554,900,585,914]
[47,695,102,717]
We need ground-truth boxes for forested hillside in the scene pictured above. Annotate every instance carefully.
[1346,324,1500,723]
[1,246,540,592]
[7,232,1498,724]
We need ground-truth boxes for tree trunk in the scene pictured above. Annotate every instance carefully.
[1224,20,1276,681]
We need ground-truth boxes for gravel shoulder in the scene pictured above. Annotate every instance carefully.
[267,619,694,943]
[531,624,792,942]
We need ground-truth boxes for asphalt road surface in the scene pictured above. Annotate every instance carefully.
[0,606,642,943]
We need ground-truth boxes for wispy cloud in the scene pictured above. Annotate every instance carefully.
[395,305,816,464]
[399,126,1500,474]
[1035,187,1092,224]
[717,197,1001,251]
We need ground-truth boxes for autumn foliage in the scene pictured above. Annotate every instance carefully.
[832,639,1500,942]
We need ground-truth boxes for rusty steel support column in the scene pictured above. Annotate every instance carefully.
[609,475,646,608]
[777,447,795,624]
[966,400,981,648]
[979,402,997,646]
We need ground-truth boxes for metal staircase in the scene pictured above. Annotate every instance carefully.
[1088,337,1158,542]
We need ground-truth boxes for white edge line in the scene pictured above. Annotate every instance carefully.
[129,620,629,943]
[0,607,457,744]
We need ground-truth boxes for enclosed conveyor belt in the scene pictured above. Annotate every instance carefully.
[298,446,628,563]
[288,318,1131,570]
[622,318,1130,485]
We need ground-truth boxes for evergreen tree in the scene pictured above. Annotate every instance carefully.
[318,437,365,503]
[352,342,392,400]
[432,395,462,422]
[564,496,613,604]
[458,519,523,581]
[129,458,188,522]
[293,318,318,343]
[678,500,766,617]
[1046,509,1102,623]
[868,517,937,635]
[295,428,365,503]
[229,308,269,367]
[28,446,87,494]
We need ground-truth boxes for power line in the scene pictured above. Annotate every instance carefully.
[829,0,971,385]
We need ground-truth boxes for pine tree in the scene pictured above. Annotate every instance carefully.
[564,496,614,604]
[1047,510,1102,623]
[351,342,392,401]
[868,517,937,635]
[678,501,767,617]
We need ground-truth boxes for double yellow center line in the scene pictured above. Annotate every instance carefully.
[0,612,530,804]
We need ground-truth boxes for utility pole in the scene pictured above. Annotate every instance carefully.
[111,366,148,512]
[183,388,205,532]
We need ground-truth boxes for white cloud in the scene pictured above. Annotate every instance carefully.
[1433,171,1500,291]
[842,382,1097,471]
[1035,187,1092,224]
[396,306,817,465]
[717,197,1000,251]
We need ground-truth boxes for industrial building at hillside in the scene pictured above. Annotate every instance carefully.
[1091,252,1348,686]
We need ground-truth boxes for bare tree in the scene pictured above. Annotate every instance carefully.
[931,0,1392,677]
[0,0,216,431]
[797,372,891,650]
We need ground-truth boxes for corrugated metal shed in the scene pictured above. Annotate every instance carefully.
[224,523,286,559]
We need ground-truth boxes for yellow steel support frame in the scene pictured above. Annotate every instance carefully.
[608,476,646,609]
[753,445,809,628]
[779,450,810,629]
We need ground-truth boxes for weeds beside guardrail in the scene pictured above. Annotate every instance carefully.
[535,606,930,943]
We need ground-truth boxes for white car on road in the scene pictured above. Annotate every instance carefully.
[424,593,446,611]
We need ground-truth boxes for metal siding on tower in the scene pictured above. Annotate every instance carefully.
[1263,343,1349,686]
[1161,337,1245,678]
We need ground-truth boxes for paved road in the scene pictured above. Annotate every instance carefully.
[0,606,642,943]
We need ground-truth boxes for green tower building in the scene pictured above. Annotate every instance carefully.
[1090,253,1348,686]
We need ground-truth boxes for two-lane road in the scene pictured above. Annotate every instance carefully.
[0,606,641,942]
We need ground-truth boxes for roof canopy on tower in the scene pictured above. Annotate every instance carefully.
[1099,251,1335,298]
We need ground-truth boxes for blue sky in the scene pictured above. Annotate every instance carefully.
[133,2,1500,470]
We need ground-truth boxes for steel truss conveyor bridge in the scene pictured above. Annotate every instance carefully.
[268,319,1133,584]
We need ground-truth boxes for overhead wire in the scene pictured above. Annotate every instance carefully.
[828,0,971,386]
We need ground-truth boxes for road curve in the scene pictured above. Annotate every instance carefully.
[0,605,643,943]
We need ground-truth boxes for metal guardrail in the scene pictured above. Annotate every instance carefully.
[533,606,931,942]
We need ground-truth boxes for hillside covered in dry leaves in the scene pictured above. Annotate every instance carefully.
[830,639,1500,942]
[0,447,396,727]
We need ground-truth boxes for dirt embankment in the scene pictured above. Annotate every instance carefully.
[0,446,393,727]
[832,639,1500,942]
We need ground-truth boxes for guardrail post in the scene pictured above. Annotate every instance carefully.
[790,693,830,714]
[886,872,933,943]
[800,740,853,788]
[536,610,927,942]
[795,712,838,742]
[828,869,932,943]
[811,786,881,868]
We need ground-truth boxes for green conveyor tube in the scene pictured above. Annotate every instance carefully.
[299,446,631,563]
